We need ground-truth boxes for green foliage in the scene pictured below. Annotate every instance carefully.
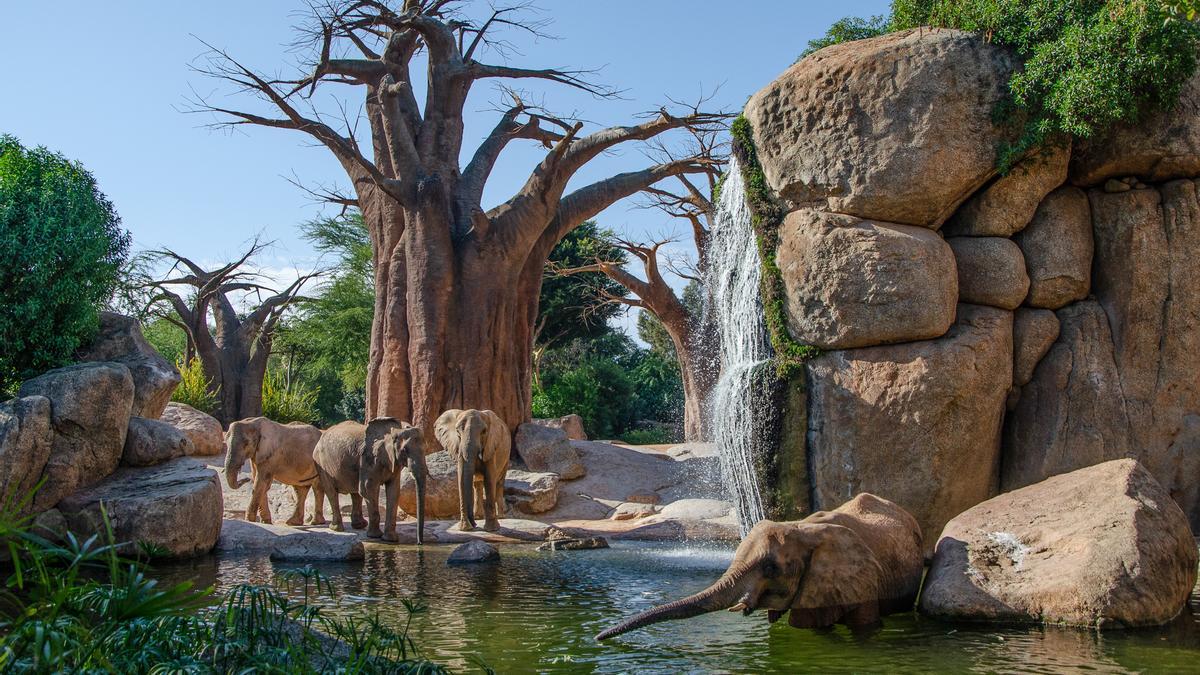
[0,135,130,391]
[0,497,446,672]
[141,317,187,366]
[802,15,889,55]
[619,427,674,445]
[171,357,218,415]
[537,221,628,349]
[261,369,320,425]
[808,0,1200,171]
[728,117,821,380]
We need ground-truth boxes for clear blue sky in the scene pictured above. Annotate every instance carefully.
[1,0,888,322]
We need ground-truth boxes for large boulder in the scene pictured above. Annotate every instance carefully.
[270,529,366,562]
[776,209,958,349]
[1011,308,1060,388]
[921,460,1198,627]
[532,414,587,441]
[946,237,1029,310]
[397,450,460,519]
[121,416,193,467]
[18,362,134,511]
[1070,72,1200,185]
[57,457,222,559]
[75,312,180,419]
[160,402,224,456]
[943,144,1071,237]
[447,540,500,565]
[807,304,1013,546]
[504,469,559,514]
[0,396,52,514]
[1014,187,1093,309]
[515,424,586,480]
[745,28,1017,227]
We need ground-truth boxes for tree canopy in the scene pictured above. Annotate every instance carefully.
[536,220,627,350]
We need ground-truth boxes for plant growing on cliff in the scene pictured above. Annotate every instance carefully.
[807,0,1200,170]
[0,135,130,393]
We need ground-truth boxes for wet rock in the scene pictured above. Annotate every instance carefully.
[745,29,1017,227]
[270,528,366,562]
[504,469,559,515]
[657,498,733,521]
[1015,187,1093,309]
[777,209,958,349]
[944,144,1070,237]
[537,536,609,552]
[447,539,500,564]
[19,362,134,511]
[75,312,179,419]
[1012,309,1060,387]
[515,423,585,480]
[121,416,193,467]
[532,414,587,441]
[0,396,52,514]
[160,403,223,457]
[808,305,1012,548]
[57,457,222,559]
[947,237,1029,310]
[922,460,1198,627]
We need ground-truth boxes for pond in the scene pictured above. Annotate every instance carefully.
[159,542,1200,674]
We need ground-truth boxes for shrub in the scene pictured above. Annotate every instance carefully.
[0,135,130,392]
[171,357,218,415]
[620,427,675,446]
[141,317,187,366]
[261,369,320,425]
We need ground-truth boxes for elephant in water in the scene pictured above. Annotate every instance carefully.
[596,493,924,640]
[312,417,427,543]
[434,409,511,532]
[224,417,323,526]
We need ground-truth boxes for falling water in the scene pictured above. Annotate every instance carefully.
[704,156,772,535]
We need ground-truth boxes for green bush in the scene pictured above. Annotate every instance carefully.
[807,0,1200,171]
[0,135,130,392]
[261,369,320,425]
[171,357,218,415]
[619,428,675,446]
[141,317,188,366]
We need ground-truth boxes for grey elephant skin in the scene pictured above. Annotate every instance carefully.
[224,417,323,526]
[596,493,924,640]
[434,409,511,532]
[312,418,427,543]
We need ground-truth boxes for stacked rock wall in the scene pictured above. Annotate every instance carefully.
[745,28,1200,541]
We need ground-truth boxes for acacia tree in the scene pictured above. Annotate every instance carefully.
[552,158,719,441]
[139,242,319,425]
[190,0,726,436]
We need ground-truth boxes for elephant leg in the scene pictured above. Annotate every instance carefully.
[327,488,345,532]
[249,472,273,524]
[364,484,383,539]
[382,480,399,542]
[456,461,476,532]
[350,493,367,530]
[481,471,500,532]
[309,482,325,525]
[287,485,308,526]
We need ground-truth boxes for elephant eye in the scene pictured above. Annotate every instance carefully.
[759,558,781,579]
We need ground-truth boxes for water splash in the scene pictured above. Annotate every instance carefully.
[703,156,771,535]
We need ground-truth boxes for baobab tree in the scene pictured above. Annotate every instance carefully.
[190,0,727,436]
[552,136,721,441]
[139,242,319,425]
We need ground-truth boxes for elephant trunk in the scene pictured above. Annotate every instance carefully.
[458,415,484,526]
[224,429,251,490]
[595,568,753,641]
[412,452,427,544]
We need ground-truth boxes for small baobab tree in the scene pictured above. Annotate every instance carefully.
[137,241,320,425]
[188,0,728,436]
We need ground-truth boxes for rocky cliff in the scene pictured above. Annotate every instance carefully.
[745,28,1200,541]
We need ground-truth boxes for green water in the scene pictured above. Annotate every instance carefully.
[159,542,1200,674]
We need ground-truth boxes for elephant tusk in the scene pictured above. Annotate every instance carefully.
[728,602,749,613]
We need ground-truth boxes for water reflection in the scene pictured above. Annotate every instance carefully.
[155,542,1200,674]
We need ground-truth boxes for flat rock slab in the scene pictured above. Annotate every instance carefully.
[447,540,500,564]
[271,530,366,562]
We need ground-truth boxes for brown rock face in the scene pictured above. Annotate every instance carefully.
[398,450,459,518]
[18,362,134,511]
[58,457,222,559]
[504,469,560,514]
[943,144,1071,237]
[533,414,587,441]
[1015,187,1093,309]
[121,417,194,467]
[515,424,586,480]
[921,459,1198,627]
[807,304,1012,546]
[946,237,1029,310]
[745,29,1016,227]
[0,396,52,514]
[1070,72,1200,185]
[75,312,180,419]
[1011,308,1060,387]
[160,402,224,456]
[777,210,958,349]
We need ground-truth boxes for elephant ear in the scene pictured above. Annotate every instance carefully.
[434,409,463,456]
[787,523,883,628]
[480,410,511,459]
[366,417,401,474]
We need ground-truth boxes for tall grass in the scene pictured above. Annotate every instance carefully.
[171,356,218,415]
[261,368,320,425]
[0,493,449,673]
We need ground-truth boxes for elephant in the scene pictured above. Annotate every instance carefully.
[311,417,427,543]
[596,493,924,640]
[224,417,323,526]
[433,409,511,532]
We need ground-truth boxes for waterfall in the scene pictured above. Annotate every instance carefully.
[704,156,772,535]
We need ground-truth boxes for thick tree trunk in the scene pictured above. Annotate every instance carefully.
[662,314,716,442]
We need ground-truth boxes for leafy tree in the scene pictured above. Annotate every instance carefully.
[142,315,188,365]
[0,135,130,392]
[537,221,627,350]
[802,15,889,56]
